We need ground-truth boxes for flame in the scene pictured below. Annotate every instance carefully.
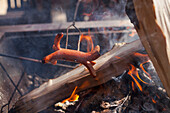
[133,52,148,57]
[115,56,121,59]
[62,86,79,103]
[131,81,135,91]
[128,64,143,92]
[128,63,153,92]
[156,94,160,99]
[135,68,149,84]
[151,98,157,103]
[140,60,152,79]
[80,34,94,52]
[133,52,151,79]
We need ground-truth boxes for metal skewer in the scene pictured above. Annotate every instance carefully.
[0,53,75,68]
[66,0,82,51]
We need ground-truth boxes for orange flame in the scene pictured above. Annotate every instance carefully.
[62,86,79,103]
[140,60,152,79]
[80,34,94,52]
[135,68,149,84]
[133,52,148,57]
[156,94,160,99]
[131,81,135,91]
[115,56,121,59]
[151,98,157,103]
[133,52,151,79]
[128,64,143,92]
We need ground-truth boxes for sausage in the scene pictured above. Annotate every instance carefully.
[42,33,100,77]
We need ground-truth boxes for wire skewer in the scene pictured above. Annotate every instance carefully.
[66,0,82,51]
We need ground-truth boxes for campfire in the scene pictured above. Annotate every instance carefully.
[0,0,170,113]
[52,50,169,113]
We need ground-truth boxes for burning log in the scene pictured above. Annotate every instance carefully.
[126,0,170,96]
[13,39,143,113]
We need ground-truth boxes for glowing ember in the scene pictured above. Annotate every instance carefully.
[80,34,94,52]
[62,86,79,103]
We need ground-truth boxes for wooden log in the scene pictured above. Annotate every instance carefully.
[126,0,170,96]
[13,39,143,113]
[0,20,133,33]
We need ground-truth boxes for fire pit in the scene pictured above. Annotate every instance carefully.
[0,0,170,113]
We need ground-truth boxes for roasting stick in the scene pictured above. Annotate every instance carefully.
[0,53,75,68]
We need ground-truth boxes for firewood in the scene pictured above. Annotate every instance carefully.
[126,0,170,96]
[13,39,143,113]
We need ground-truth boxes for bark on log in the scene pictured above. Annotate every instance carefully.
[126,0,170,96]
[13,39,143,113]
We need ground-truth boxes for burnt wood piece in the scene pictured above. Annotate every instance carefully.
[13,40,143,113]
[126,0,170,96]
[0,20,133,33]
